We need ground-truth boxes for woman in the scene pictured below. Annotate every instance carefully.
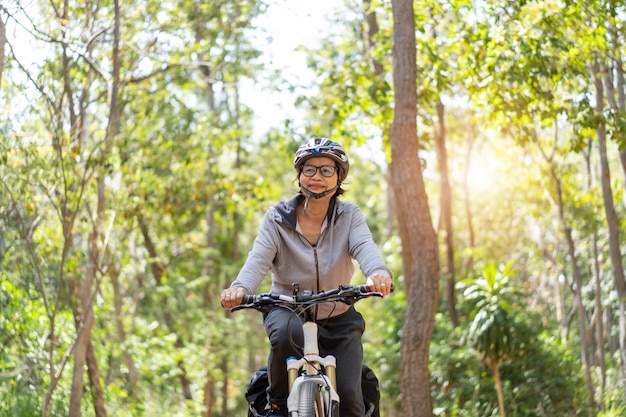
[221,137,393,417]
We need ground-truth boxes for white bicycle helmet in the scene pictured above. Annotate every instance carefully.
[293,137,349,182]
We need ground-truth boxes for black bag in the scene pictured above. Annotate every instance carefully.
[245,366,269,417]
[244,365,381,417]
[362,364,381,417]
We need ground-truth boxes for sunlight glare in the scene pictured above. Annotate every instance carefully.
[464,144,511,197]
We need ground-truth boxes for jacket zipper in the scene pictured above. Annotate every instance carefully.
[313,245,319,318]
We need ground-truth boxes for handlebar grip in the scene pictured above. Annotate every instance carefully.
[359,283,395,293]
[241,294,255,304]
[357,284,372,293]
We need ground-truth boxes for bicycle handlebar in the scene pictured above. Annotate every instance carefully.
[230,284,382,313]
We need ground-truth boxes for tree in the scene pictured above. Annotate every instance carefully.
[0,10,5,90]
[591,60,626,400]
[535,128,597,415]
[390,0,440,415]
[3,0,626,415]
[2,0,268,415]
[460,262,519,417]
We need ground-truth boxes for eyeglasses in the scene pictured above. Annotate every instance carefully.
[301,164,337,178]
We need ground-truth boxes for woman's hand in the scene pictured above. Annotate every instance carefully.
[366,273,393,296]
[220,287,246,308]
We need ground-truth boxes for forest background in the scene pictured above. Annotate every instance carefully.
[1,0,626,416]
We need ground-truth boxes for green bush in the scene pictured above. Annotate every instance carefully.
[430,311,589,416]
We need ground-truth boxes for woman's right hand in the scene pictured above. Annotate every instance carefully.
[220,287,246,309]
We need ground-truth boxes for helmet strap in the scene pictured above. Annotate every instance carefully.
[300,183,340,210]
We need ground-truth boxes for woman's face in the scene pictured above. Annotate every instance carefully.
[299,156,339,196]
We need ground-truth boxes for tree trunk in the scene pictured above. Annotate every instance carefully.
[490,362,506,417]
[584,137,607,410]
[68,268,96,417]
[602,8,626,208]
[461,126,476,277]
[0,14,5,92]
[591,234,606,409]
[110,264,140,385]
[362,0,384,76]
[601,60,626,208]
[557,184,597,415]
[361,0,396,239]
[537,128,597,414]
[221,357,229,417]
[203,370,215,417]
[435,100,458,326]
[71,0,122,408]
[391,1,439,416]
[553,268,567,342]
[71,1,123,414]
[87,342,108,417]
[591,60,626,399]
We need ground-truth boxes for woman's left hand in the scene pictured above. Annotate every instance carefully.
[366,273,393,296]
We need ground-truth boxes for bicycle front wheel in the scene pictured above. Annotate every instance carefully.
[297,381,320,417]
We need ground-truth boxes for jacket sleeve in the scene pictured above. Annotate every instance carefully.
[348,206,393,280]
[229,210,278,294]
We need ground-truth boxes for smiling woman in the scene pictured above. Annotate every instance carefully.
[221,136,393,417]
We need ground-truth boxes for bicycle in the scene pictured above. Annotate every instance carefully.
[230,284,383,417]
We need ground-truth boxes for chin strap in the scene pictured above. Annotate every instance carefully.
[301,184,339,199]
[300,183,340,212]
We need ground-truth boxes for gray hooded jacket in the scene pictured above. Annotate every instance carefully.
[230,194,393,319]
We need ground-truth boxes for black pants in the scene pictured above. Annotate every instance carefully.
[263,306,366,417]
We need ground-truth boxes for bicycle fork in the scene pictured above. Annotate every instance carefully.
[286,321,340,416]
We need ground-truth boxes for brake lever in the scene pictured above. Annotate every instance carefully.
[230,304,252,312]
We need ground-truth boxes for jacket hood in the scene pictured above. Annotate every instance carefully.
[273,194,339,230]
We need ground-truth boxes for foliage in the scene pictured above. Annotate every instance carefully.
[361,259,405,411]
[499,324,589,416]
[459,262,519,365]
[2,0,626,415]
[0,277,44,417]
[431,300,589,416]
